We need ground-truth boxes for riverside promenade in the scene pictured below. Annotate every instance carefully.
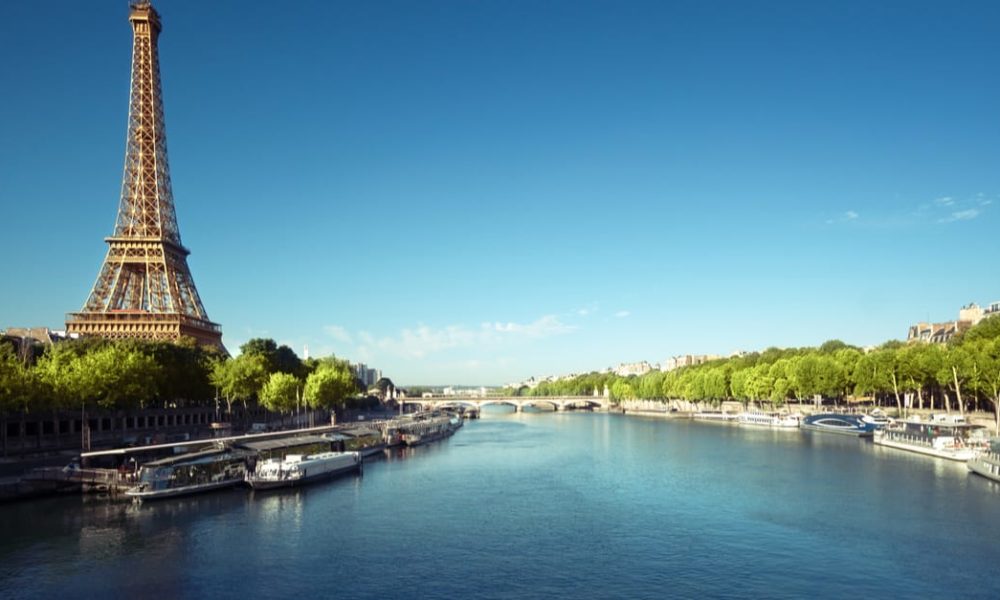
[619,398,1000,431]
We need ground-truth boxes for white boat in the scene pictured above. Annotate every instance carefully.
[874,415,989,461]
[968,448,1000,483]
[246,451,362,490]
[693,411,739,422]
[862,409,893,430]
[737,409,800,428]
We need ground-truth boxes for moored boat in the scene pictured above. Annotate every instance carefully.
[968,451,1000,482]
[125,447,251,502]
[400,414,462,446]
[246,451,362,490]
[862,409,893,430]
[967,439,1000,482]
[801,414,877,437]
[693,410,739,422]
[737,409,800,428]
[874,415,989,461]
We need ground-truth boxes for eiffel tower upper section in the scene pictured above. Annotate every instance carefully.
[66,2,223,350]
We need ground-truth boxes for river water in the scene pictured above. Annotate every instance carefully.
[2,410,1000,599]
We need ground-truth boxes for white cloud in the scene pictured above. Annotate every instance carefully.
[935,196,955,206]
[614,310,630,318]
[488,315,576,338]
[826,210,859,225]
[325,315,577,361]
[323,325,353,344]
[939,209,980,223]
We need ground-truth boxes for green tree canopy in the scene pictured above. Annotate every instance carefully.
[304,359,356,409]
[259,372,301,414]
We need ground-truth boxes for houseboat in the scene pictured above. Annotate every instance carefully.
[737,409,801,428]
[400,414,463,447]
[333,427,387,458]
[245,451,362,490]
[874,415,989,461]
[967,439,1000,482]
[801,414,877,437]
[693,410,739,422]
[125,447,251,502]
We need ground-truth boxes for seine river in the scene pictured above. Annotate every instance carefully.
[2,411,1000,599]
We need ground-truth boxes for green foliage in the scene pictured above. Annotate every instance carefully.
[259,372,301,413]
[210,353,268,412]
[952,316,1000,346]
[0,344,36,412]
[304,359,356,409]
[240,337,303,377]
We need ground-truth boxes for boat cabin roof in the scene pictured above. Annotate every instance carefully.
[236,435,331,452]
[341,428,379,438]
[142,447,243,467]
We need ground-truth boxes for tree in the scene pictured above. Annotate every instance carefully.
[0,344,34,413]
[937,345,975,415]
[872,347,906,416]
[240,338,303,375]
[954,316,1000,345]
[967,337,1000,434]
[304,360,357,410]
[210,354,268,414]
[273,345,304,376]
[610,379,635,401]
[819,339,856,354]
[259,372,301,414]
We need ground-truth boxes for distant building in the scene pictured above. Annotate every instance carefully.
[662,354,720,372]
[352,363,381,388]
[907,321,967,344]
[959,302,985,325]
[907,300,999,344]
[614,361,654,377]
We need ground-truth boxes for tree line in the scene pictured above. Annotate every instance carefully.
[0,336,367,417]
[508,318,1000,430]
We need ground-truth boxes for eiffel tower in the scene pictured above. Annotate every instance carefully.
[66,2,223,350]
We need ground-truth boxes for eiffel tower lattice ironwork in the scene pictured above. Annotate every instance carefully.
[66,2,223,350]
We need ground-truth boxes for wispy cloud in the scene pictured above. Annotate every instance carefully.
[487,315,577,338]
[326,315,577,360]
[614,310,630,318]
[323,325,353,344]
[919,193,993,225]
[938,208,980,223]
[826,210,860,225]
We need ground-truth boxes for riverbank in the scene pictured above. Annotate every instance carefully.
[618,399,999,431]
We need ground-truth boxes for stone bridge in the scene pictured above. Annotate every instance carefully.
[401,395,611,412]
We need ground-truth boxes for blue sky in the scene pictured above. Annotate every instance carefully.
[1,1,998,385]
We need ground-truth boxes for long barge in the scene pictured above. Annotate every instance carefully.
[246,451,362,490]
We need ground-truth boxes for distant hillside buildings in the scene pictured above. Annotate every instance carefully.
[662,354,722,372]
[352,363,382,389]
[907,301,1000,344]
[613,361,655,376]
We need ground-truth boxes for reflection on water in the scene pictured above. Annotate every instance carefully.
[3,413,1000,599]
